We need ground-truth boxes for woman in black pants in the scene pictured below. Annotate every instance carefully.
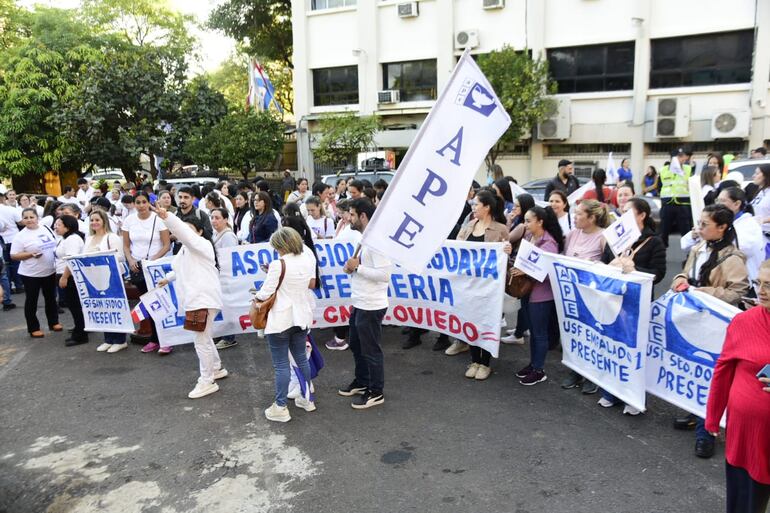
[54,215,87,346]
[10,208,62,338]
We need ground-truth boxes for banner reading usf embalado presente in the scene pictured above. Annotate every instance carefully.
[137,240,506,355]
[546,254,654,412]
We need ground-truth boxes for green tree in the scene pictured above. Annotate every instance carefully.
[187,111,285,180]
[166,77,228,165]
[0,7,103,177]
[313,113,380,167]
[477,47,556,168]
[207,56,249,109]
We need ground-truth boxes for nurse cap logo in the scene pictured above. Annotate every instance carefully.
[615,223,626,237]
[527,251,540,264]
[462,83,497,117]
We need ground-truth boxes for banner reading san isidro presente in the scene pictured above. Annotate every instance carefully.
[646,289,738,421]
[547,254,653,412]
[65,251,135,333]
[136,240,506,355]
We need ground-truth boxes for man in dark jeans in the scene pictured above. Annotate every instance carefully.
[338,199,392,410]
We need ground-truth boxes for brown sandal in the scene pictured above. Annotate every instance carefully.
[50,324,63,332]
[30,331,44,338]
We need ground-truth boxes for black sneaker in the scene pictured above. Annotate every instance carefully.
[401,337,421,350]
[351,390,384,409]
[432,335,451,351]
[515,364,534,379]
[673,414,697,431]
[2,303,16,311]
[338,380,367,397]
[695,438,715,459]
[519,370,547,386]
[581,380,599,395]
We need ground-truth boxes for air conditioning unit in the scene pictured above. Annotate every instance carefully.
[483,0,505,9]
[654,97,690,138]
[455,30,479,50]
[378,90,400,104]
[710,109,750,139]
[397,2,418,18]
[537,98,570,140]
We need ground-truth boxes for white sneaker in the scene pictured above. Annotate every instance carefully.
[264,402,291,422]
[444,341,469,356]
[623,405,642,416]
[295,396,316,412]
[500,334,525,345]
[96,343,111,352]
[597,397,615,408]
[188,381,219,399]
[213,368,228,380]
[106,343,128,353]
[506,328,517,335]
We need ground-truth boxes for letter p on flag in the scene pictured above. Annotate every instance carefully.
[359,51,510,272]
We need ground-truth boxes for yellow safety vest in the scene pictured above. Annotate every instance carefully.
[659,163,692,200]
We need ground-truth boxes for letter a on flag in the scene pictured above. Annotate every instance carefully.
[360,51,511,271]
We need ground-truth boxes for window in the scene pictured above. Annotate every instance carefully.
[547,42,635,93]
[383,59,437,102]
[545,143,631,156]
[311,0,356,10]
[650,30,753,88]
[313,66,359,106]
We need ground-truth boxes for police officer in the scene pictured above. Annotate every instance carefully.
[659,148,693,247]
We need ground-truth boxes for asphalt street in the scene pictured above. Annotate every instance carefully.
[0,236,728,513]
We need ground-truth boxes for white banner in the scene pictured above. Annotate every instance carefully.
[646,290,739,420]
[361,51,511,272]
[547,254,653,411]
[513,239,548,282]
[688,175,704,227]
[603,210,642,256]
[66,252,134,333]
[140,240,507,356]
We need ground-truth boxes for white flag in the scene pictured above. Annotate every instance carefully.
[360,51,511,271]
[605,152,618,185]
[603,209,642,256]
[513,239,549,282]
[139,286,177,325]
[566,180,594,206]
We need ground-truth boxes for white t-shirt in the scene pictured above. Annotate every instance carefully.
[76,187,93,207]
[84,233,124,260]
[54,234,85,274]
[306,215,335,239]
[335,224,362,244]
[57,195,80,205]
[122,213,168,260]
[751,187,770,233]
[10,226,57,277]
[0,204,21,243]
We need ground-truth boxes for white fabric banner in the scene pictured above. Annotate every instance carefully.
[603,210,642,256]
[606,152,618,185]
[140,240,507,356]
[361,51,511,272]
[66,252,134,333]
[645,290,739,420]
[547,254,653,411]
[688,175,705,227]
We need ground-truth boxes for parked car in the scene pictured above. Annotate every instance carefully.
[84,168,126,183]
[726,158,764,188]
[321,170,395,188]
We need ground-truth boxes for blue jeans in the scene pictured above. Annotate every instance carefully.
[695,417,715,442]
[267,326,311,407]
[0,261,11,305]
[527,300,555,370]
[105,332,126,344]
[4,243,22,289]
[349,307,387,393]
[515,295,530,337]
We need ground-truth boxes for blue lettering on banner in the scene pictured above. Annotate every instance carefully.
[314,242,356,268]
[435,127,464,166]
[427,247,499,280]
[387,274,454,306]
[388,213,425,249]
[412,168,448,206]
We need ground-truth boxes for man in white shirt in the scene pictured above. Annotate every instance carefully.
[0,192,23,301]
[75,178,93,208]
[57,186,79,205]
[338,198,392,410]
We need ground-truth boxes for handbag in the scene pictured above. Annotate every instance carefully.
[249,259,286,330]
[506,266,535,298]
[183,308,208,332]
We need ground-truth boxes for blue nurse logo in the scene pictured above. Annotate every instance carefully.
[615,223,626,237]
[527,251,541,264]
[76,255,124,298]
[664,293,731,367]
[463,83,497,117]
[150,301,161,311]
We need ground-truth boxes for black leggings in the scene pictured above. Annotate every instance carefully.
[470,346,491,366]
[61,274,85,336]
[726,462,770,513]
[21,274,58,333]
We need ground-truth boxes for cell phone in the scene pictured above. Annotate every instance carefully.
[757,364,770,380]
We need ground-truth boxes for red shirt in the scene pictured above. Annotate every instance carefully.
[580,187,613,205]
[706,306,770,484]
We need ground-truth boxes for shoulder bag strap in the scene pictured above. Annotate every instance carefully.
[146,215,157,259]
[275,259,286,290]
[628,236,652,259]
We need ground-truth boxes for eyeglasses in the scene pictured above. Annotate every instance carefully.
[752,280,770,292]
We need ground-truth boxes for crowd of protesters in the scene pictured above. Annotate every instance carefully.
[1,148,769,513]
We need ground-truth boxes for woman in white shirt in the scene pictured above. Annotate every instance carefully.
[256,227,317,422]
[85,210,128,353]
[154,207,228,400]
[286,178,311,205]
[210,207,240,351]
[122,192,171,354]
[54,215,86,346]
[716,187,765,286]
[750,164,770,259]
[305,196,335,239]
[10,208,62,338]
[548,190,572,236]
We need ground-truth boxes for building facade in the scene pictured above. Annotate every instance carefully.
[291,0,770,188]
